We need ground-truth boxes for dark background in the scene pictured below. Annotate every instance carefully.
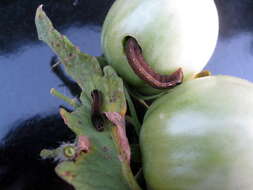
[0,0,253,138]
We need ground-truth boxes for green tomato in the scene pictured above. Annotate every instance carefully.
[101,0,219,94]
[140,75,253,190]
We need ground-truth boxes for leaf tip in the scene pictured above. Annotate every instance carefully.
[60,108,71,125]
[50,88,55,95]
[38,4,44,10]
[35,4,44,20]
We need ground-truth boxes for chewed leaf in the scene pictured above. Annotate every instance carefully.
[35,5,141,190]
[36,5,102,102]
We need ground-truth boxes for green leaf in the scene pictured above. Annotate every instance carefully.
[35,5,141,190]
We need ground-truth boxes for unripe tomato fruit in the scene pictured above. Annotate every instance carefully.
[101,0,219,94]
[140,76,253,190]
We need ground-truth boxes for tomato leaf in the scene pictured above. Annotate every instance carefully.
[35,5,141,190]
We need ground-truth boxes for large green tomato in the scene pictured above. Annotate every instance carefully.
[140,76,253,190]
[101,0,219,94]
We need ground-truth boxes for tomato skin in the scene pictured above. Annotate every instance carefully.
[101,0,219,94]
[140,76,253,190]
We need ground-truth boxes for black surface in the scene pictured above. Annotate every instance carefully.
[0,115,75,190]
[0,0,114,138]
[1,0,253,137]
[0,1,114,189]
[1,0,253,189]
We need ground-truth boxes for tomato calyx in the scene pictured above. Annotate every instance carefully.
[124,36,184,89]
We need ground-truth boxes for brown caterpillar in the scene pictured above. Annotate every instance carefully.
[124,36,183,89]
[91,90,104,132]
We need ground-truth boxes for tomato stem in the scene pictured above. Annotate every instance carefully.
[124,87,141,135]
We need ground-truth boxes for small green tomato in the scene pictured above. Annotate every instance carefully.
[101,0,219,94]
[140,76,253,190]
